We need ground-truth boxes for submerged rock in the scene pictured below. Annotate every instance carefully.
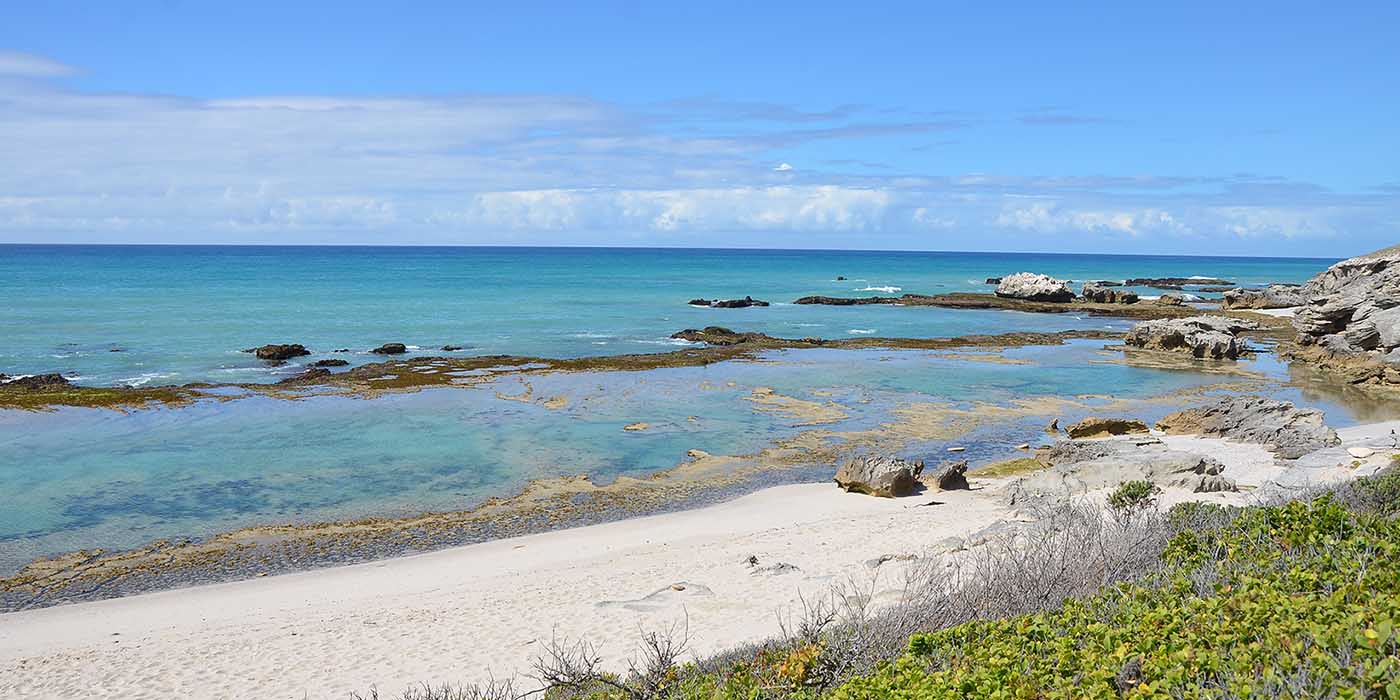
[370,343,408,355]
[1126,277,1234,288]
[1066,417,1150,439]
[994,272,1075,302]
[1123,316,1257,360]
[441,345,465,351]
[1222,284,1304,309]
[671,326,761,345]
[309,359,349,367]
[1156,396,1340,460]
[835,455,925,497]
[793,295,897,306]
[1081,283,1139,304]
[244,343,310,361]
[688,296,770,308]
[277,367,331,384]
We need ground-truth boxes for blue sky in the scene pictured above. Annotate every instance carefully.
[1,1,1396,255]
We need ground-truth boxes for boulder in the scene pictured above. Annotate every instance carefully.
[1081,283,1139,304]
[1156,294,1186,307]
[984,277,1002,285]
[1222,284,1304,310]
[1066,417,1150,439]
[370,343,408,355]
[928,460,969,490]
[1156,396,1340,460]
[1,373,71,389]
[1123,316,1257,360]
[441,345,465,351]
[835,455,925,497]
[688,296,770,308]
[995,273,1074,302]
[1292,245,1400,367]
[309,358,349,367]
[244,343,310,361]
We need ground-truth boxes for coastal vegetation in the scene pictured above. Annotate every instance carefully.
[361,469,1400,699]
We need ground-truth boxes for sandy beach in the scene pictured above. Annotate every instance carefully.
[3,420,1393,700]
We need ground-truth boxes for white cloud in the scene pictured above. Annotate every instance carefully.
[774,162,793,172]
[0,50,76,77]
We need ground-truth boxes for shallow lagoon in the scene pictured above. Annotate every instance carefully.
[2,339,1389,575]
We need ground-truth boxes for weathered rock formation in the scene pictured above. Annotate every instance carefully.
[1081,283,1139,304]
[277,367,331,384]
[995,273,1075,302]
[1288,245,1400,385]
[441,345,465,351]
[1156,294,1186,307]
[1124,316,1258,360]
[1222,284,1304,310]
[1007,437,1235,505]
[688,296,770,308]
[0,373,71,389]
[1156,396,1340,460]
[984,277,1002,285]
[1126,277,1233,288]
[244,343,310,361]
[793,295,897,306]
[309,359,349,367]
[834,455,925,497]
[1066,417,1150,439]
[371,343,408,355]
[927,459,969,490]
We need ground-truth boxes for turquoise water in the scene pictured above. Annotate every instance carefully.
[0,341,1312,574]
[1,246,1333,386]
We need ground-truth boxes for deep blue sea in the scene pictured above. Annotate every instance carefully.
[1,246,1367,576]
[1,245,1334,386]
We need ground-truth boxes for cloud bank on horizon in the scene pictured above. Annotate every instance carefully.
[0,34,1395,257]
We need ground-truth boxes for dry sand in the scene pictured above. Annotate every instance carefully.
[2,421,1395,700]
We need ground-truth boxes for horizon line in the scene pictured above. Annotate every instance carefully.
[0,241,1341,262]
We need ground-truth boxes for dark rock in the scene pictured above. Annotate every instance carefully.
[834,455,925,497]
[994,273,1075,302]
[309,359,349,367]
[1066,417,1150,439]
[244,344,311,361]
[1081,283,1139,304]
[1,373,70,389]
[277,367,332,384]
[1125,277,1234,287]
[836,276,847,281]
[929,460,969,490]
[441,345,465,352]
[671,327,764,346]
[1156,396,1340,460]
[1045,418,1060,433]
[332,348,350,353]
[793,295,897,306]
[984,277,1002,285]
[370,343,408,355]
[688,296,770,308]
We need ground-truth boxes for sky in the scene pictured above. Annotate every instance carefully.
[0,1,1396,255]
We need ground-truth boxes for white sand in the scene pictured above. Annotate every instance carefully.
[2,422,1394,700]
[1250,306,1300,318]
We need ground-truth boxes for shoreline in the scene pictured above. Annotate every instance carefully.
[3,420,1392,699]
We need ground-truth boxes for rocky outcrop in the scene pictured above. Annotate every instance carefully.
[672,326,761,345]
[0,373,71,389]
[370,343,408,355]
[793,295,898,306]
[1066,417,1149,439]
[441,345,465,351]
[1291,245,1400,376]
[688,296,770,308]
[984,277,1002,285]
[835,455,925,497]
[927,460,969,490]
[1222,284,1304,310]
[1156,396,1340,460]
[1123,316,1257,360]
[1126,277,1233,288]
[1081,283,1139,304]
[244,343,310,361]
[309,359,349,367]
[1156,294,1186,307]
[277,367,331,384]
[1008,437,1234,505]
[995,273,1074,302]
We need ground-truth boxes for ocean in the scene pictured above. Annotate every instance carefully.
[2,245,1333,386]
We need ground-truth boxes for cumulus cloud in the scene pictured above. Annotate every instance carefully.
[0,52,1395,253]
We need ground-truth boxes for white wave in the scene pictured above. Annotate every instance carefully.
[859,286,901,293]
[119,372,178,387]
[570,331,614,339]
[634,338,701,346]
[847,328,877,335]
[405,345,422,350]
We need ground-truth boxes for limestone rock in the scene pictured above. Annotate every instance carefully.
[1081,283,1139,304]
[1222,284,1304,309]
[370,343,408,355]
[1156,396,1340,459]
[994,272,1075,303]
[835,455,925,497]
[1008,437,1231,505]
[1124,316,1257,360]
[1292,245,1400,378]
[928,460,969,490]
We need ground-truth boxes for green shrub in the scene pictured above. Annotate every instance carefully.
[1107,479,1160,513]
[833,496,1400,700]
